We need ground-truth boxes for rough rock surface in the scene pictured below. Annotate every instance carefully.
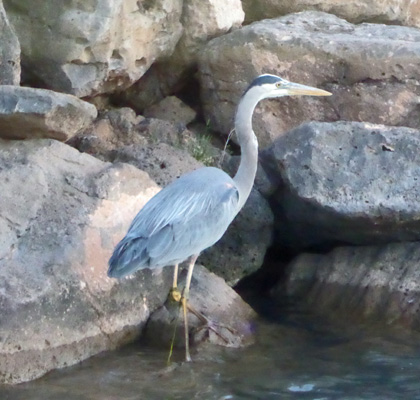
[199,188,273,285]
[144,96,197,126]
[242,0,420,28]
[112,142,203,187]
[0,86,97,140]
[199,12,420,148]
[118,0,244,111]
[0,139,172,384]
[0,0,20,84]
[173,0,244,67]
[69,108,147,157]
[261,121,420,249]
[4,0,183,97]
[145,264,256,351]
[71,109,212,166]
[276,242,420,328]
[70,108,207,184]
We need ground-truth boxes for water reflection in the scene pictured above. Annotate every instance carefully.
[2,310,420,400]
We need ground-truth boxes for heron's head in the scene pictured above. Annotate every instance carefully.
[245,74,332,101]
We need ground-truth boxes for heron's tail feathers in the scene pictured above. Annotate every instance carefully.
[108,236,148,278]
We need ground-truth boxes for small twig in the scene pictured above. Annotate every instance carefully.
[218,128,236,168]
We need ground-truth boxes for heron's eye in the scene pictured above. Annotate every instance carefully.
[275,82,282,88]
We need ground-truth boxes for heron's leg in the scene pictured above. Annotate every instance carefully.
[183,255,197,301]
[182,254,198,362]
[173,263,179,289]
[170,264,182,302]
[182,258,237,344]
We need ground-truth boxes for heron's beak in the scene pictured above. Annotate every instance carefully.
[284,82,332,96]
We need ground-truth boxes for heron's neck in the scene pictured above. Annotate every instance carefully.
[233,93,260,210]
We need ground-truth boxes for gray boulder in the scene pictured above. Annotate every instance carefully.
[0,0,20,84]
[117,0,244,111]
[174,0,244,67]
[275,242,420,327]
[261,121,420,249]
[0,139,171,384]
[0,86,97,140]
[144,96,197,126]
[145,264,256,351]
[199,11,420,148]
[112,142,203,187]
[3,0,183,97]
[242,0,420,27]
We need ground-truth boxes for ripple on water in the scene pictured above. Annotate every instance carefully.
[2,314,420,400]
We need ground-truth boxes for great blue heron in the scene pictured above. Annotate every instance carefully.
[108,74,331,361]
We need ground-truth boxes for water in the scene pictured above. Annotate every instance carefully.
[2,309,420,400]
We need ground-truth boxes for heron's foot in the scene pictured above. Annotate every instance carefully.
[169,287,182,303]
[193,318,238,345]
[186,302,238,345]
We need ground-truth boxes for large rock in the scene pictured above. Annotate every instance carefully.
[0,0,20,84]
[0,139,173,384]
[173,0,244,67]
[145,264,256,351]
[117,0,244,111]
[198,12,420,148]
[144,96,197,126]
[0,86,97,140]
[275,242,420,327]
[242,0,420,28]
[3,0,183,97]
[261,121,420,249]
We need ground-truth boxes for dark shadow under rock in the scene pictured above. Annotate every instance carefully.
[274,241,420,329]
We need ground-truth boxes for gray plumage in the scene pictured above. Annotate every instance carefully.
[108,167,239,278]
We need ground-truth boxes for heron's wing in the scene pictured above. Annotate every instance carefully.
[150,181,239,263]
[146,224,174,259]
[108,167,240,277]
